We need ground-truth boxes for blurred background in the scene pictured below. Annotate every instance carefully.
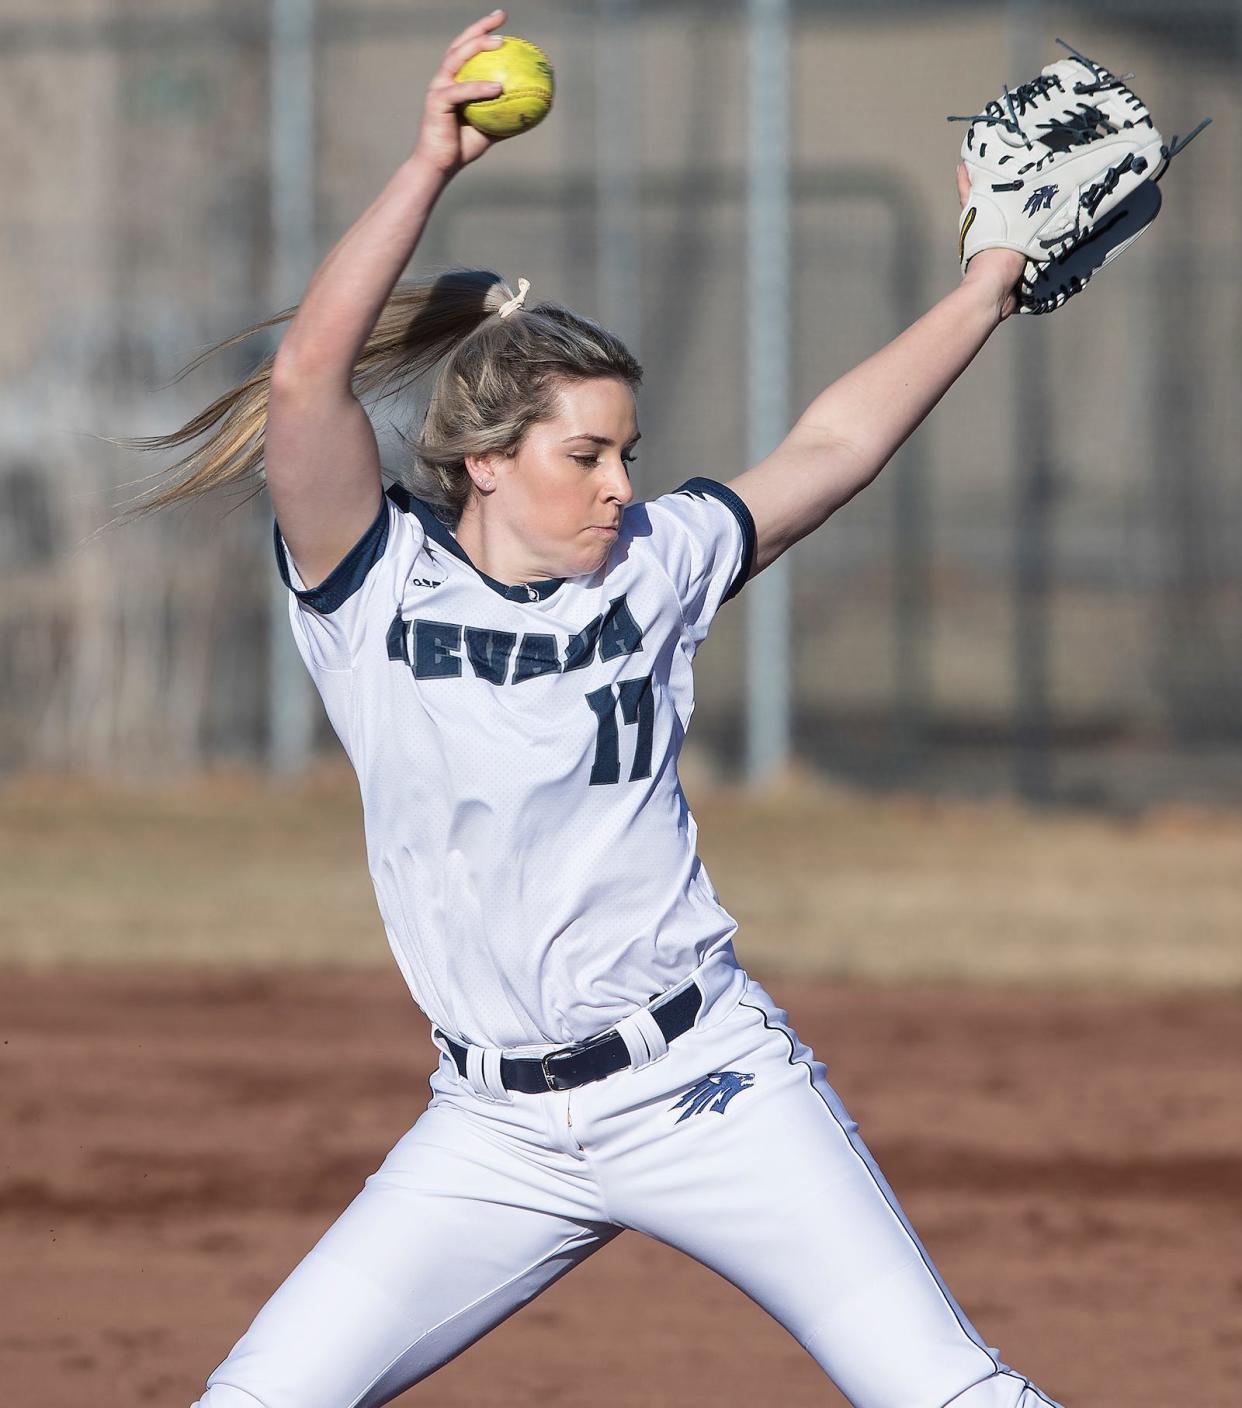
[2,0,1239,807]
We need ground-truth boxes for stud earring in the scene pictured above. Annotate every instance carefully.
[479,479,494,492]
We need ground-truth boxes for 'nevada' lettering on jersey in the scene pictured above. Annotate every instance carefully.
[386,592,645,684]
[274,477,756,1049]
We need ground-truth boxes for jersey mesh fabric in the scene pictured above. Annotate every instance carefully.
[274,478,756,1049]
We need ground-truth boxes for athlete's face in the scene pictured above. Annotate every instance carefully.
[479,376,639,579]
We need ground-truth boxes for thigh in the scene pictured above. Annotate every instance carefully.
[196,1074,617,1408]
[600,976,1062,1408]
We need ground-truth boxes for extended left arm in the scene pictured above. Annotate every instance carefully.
[731,244,1023,575]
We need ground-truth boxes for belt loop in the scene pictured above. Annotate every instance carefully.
[687,943,745,1027]
[466,1043,512,1103]
[614,1006,669,1070]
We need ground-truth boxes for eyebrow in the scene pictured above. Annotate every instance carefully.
[562,431,642,447]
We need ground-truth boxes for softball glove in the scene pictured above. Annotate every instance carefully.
[950,38,1209,314]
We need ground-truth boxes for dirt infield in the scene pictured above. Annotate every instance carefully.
[3,969,1239,1407]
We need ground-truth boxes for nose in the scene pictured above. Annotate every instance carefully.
[603,457,634,508]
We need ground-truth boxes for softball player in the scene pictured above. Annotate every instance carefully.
[159,11,1062,1407]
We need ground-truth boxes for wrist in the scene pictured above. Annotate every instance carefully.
[961,248,1025,322]
[403,149,458,192]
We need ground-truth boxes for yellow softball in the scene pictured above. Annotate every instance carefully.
[456,35,554,138]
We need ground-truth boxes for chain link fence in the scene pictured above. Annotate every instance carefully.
[1,0,1239,805]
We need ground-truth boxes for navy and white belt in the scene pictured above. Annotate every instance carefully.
[436,982,703,1094]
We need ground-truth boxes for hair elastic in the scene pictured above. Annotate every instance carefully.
[497,277,531,318]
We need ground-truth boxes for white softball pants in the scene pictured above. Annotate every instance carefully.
[193,954,1063,1408]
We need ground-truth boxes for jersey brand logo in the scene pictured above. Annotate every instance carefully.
[409,578,443,589]
[670,1071,755,1122]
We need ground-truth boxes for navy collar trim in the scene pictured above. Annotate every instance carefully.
[387,485,566,602]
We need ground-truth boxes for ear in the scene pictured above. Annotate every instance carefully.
[464,450,504,495]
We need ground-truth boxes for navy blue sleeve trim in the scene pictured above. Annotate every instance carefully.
[272,493,390,615]
[673,477,757,602]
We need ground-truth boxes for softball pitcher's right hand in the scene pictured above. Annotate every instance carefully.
[413,9,508,175]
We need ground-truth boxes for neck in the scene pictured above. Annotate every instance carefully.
[455,502,554,586]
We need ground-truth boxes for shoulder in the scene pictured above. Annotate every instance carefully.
[384,482,439,543]
[624,478,756,605]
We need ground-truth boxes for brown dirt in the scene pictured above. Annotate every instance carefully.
[2,969,1239,1408]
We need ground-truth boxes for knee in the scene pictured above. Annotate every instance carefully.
[946,1369,1065,1407]
[191,1385,269,1408]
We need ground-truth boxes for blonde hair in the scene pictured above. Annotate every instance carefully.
[124,270,643,522]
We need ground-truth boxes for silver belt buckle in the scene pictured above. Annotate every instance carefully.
[541,1047,574,1092]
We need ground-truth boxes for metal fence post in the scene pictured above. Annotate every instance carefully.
[745,0,792,783]
[1008,0,1054,803]
[595,0,642,358]
[267,0,317,777]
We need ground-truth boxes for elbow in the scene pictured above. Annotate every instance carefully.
[269,348,313,400]
[269,345,351,400]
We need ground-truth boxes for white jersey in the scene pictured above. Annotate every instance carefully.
[274,477,756,1049]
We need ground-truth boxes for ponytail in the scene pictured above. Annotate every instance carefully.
[123,269,642,523]
[119,270,506,517]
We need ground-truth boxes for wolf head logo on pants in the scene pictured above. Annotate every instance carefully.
[670,1071,756,1122]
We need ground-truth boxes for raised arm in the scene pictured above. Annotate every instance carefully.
[266,9,509,589]
[730,167,1025,576]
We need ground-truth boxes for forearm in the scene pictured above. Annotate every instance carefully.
[274,155,451,385]
[794,273,1004,506]
[732,265,1013,570]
